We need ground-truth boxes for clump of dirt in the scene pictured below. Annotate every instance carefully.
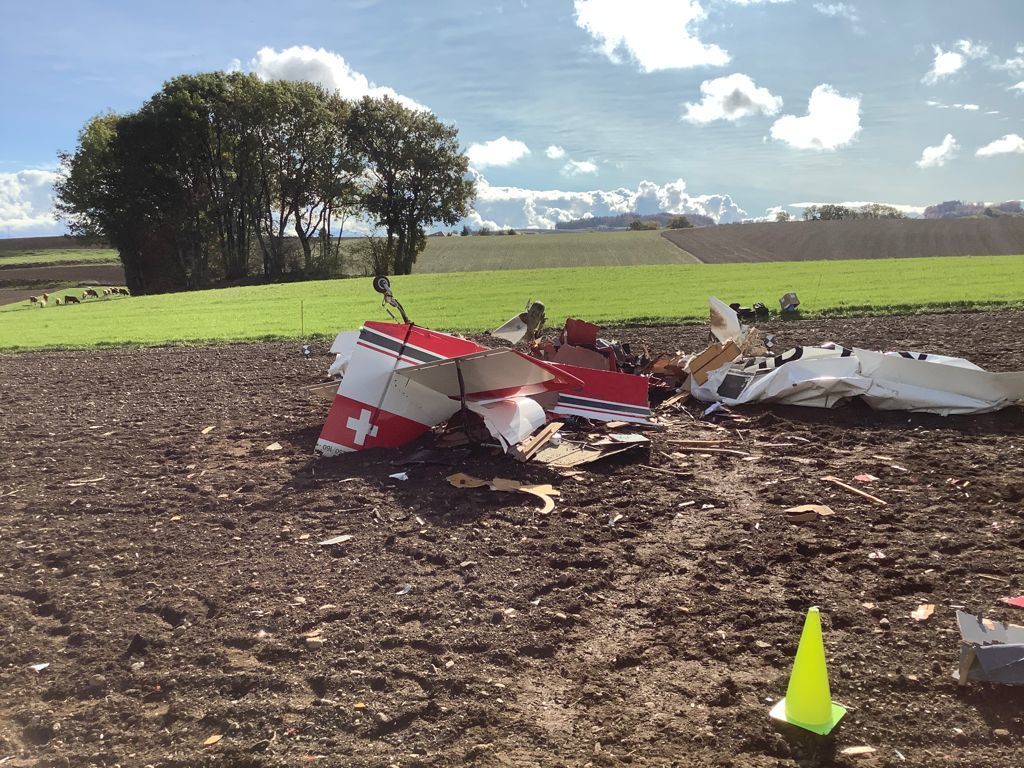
[1,310,1023,767]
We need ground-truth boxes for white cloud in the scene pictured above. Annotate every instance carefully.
[1011,81,1024,92]
[465,137,531,168]
[545,145,566,160]
[562,159,598,175]
[573,0,729,72]
[769,84,861,150]
[682,73,782,124]
[0,169,62,236]
[923,39,989,84]
[923,46,964,83]
[916,134,958,168]
[464,171,747,230]
[927,100,982,111]
[991,44,1024,74]
[247,46,427,111]
[813,3,858,22]
[976,134,1024,157]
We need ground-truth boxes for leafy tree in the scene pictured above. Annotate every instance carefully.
[666,215,692,229]
[460,224,472,236]
[348,96,475,275]
[628,219,658,230]
[775,210,791,222]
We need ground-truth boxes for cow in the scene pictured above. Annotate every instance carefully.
[54,298,62,306]
[103,288,112,296]
[42,292,50,302]
[64,295,80,305]
[117,287,131,296]
[83,288,99,300]
[29,296,39,304]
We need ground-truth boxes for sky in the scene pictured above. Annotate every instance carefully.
[1,0,1023,236]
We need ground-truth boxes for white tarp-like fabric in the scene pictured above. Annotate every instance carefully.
[692,343,1024,415]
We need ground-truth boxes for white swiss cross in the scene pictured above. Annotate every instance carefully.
[346,408,379,446]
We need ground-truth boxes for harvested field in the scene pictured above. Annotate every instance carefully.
[0,263,124,290]
[662,217,1024,263]
[2,311,1024,767]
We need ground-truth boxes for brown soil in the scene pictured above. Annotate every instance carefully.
[0,264,125,286]
[2,311,1024,767]
[662,218,1024,263]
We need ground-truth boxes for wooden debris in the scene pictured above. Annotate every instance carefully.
[513,421,563,462]
[820,475,888,506]
[840,746,876,757]
[686,341,740,386]
[318,535,353,546]
[68,476,106,486]
[669,446,753,457]
[447,473,489,488]
[783,503,835,523]
[201,426,215,435]
[910,603,936,621]
[447,473,560,514]
[659,391,691,410]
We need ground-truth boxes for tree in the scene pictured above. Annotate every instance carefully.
[629,219,658,230]
[348,96,475,275]
[460,224,472,236]
[775,210,791,222]
[666,215,692,229]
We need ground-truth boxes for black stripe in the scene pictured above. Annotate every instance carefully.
[558,394,650,415]
[359,328,444,363]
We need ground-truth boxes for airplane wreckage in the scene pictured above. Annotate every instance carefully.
[312,279,1024,461]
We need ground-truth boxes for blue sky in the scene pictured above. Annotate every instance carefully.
[2,0,1022,235]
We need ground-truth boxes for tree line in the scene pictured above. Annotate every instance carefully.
[56,72,475,294]
[801,203,907,221]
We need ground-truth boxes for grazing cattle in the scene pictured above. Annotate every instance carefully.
[38,298,47,308]
[29,296,39,304]
[42,292,50,302]
[55,298,62,306]
[116,287,131,296]
[83,288,99,299]
[103,288,112,296]
[64,295,80,305]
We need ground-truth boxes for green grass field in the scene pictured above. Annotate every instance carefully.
[0,248,120,267]
[411,230,698,271]
[1,254,1022,351]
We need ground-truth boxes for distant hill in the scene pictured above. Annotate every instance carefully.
[661,216,1024,263]
[923,200,1023,219]
[555,211,716,231]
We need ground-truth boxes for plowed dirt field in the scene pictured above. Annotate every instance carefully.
[2,311,1023,767]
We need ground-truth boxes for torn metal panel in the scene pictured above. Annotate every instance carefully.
[491,301,546,344]
[692,344,1024,415]
[467,397,548,451]
[957,610,1024,685]
[327,331,360,378]
[548,361,654,424]
[394,348,582,401]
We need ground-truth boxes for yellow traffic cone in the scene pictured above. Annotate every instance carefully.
[769,606,846,735]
